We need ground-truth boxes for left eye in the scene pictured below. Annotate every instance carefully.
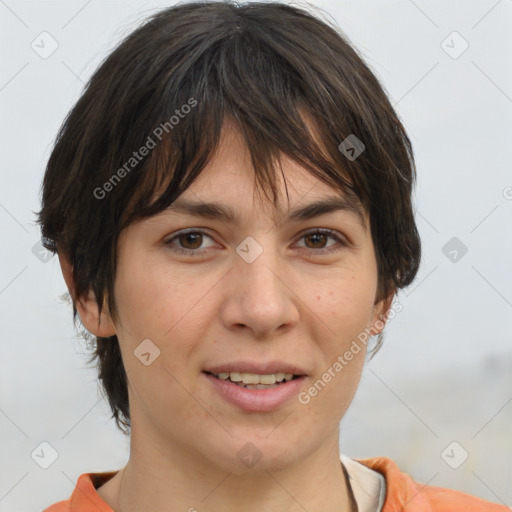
[296,229,345,253]
[164,229,346,256]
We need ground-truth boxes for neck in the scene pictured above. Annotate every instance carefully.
[102,427,355,512]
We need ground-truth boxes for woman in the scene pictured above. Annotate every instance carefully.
[38,2,509,510]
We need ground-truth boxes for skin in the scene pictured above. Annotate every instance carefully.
[59,118,392,512]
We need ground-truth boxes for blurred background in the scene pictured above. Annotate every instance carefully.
[1,0,511,510]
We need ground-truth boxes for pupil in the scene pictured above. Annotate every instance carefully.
[307,234,326,248]
[181,233,202,249]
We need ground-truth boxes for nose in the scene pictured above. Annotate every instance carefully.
[219,238,300,338]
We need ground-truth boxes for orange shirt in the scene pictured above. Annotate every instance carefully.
[43,456,511,511]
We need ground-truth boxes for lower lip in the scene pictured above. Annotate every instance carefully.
[203,372,306,412]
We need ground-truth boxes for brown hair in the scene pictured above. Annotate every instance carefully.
[37,0,421,435]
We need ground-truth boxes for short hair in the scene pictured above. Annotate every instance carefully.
[37,0,421,434]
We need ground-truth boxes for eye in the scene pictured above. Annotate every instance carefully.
[295,228,347,255]
[164,229,218,256]
[164,228,347,256]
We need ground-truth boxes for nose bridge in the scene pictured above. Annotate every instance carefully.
[236,232,284,299]
[221,232,299,335]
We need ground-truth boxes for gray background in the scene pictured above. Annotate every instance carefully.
[1,0,511,510]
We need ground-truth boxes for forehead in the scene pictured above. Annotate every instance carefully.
[162,122,367,230]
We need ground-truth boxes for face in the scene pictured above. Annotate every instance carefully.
[72,119,390,474]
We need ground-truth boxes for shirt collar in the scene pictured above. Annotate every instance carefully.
[340,454,386,512]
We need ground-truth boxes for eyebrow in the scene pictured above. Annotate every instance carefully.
[164,196,367,230]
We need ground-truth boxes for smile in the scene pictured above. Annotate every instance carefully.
[210,371,297,388]
[203,371,306,412]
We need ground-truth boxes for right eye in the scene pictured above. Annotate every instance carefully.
[164,229,219,256]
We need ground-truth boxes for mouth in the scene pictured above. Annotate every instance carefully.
[203,368,307,412]
[204,371,301,389]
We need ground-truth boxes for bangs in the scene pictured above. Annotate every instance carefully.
[108,17,367,232]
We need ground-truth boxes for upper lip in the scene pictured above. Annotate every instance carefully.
[204,361,308,376]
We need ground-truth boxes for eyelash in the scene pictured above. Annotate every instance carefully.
[164,228,347,257]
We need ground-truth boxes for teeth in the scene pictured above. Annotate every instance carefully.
[214,372,296,384]
[259,374,276,384]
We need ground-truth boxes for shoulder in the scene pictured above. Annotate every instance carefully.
[42,499,70,512]
[42,471,117,512]
[420,483,511,511]
[355,456,511,512]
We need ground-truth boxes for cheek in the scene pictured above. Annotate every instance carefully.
[113,249,201,339]
[112,255,209,416]
[112,249,226,378]
[308,269,377,403]
[112,263,165,341]
[319,273,378,337]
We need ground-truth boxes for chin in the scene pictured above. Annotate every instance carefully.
[203,430,311,475]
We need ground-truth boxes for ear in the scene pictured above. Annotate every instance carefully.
[58,250,116,338]
[368,292,394,337]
